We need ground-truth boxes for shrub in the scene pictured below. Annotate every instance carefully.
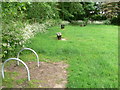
[2,19,61,61]
[91,14,107,21]
[22,23,47,41]
[44,19,62,27]
[2,21,25,60]
[92,21,104,24]
[71,21,83,25]
[103,19,111,25]
[61,21,70,25]
[83,18,89,24]
[111,17,119,25]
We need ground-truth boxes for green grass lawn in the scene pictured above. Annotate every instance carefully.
[3,24,118,88]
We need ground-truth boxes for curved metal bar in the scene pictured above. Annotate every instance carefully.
[17,48,39,67]
[2,58,30,81]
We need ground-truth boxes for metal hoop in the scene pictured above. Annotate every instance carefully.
[2,58,30,81]
[17,48,39,67]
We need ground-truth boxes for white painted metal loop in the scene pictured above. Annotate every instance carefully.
[2,58,30,81]
[17,48,39,67]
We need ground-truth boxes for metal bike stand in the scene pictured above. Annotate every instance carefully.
[2,58,30,81]
[17,48,40,67]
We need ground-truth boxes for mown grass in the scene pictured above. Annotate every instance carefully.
[3,24,118,88]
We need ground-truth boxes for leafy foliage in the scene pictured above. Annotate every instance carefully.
[58,2,85,21]
[2,2,27,21]
[101,2,120,19]
[2,2,27,59]
[26,2,59,23]
[103,19,111,25]
[2,2,61,60]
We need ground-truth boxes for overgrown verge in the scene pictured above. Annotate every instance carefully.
[2,19,61,61]
[1,2,61,61]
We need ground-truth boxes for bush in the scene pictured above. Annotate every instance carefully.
[2,19,61,61]
[61,21,70,25]
[111,17,119,25]
[103,19,111,25]
[22,23,46,42]
[92,21,104,24]
[2,20,25,60]
[22,19,62,41]
[83,18,89,25]
[71,21,83,25]
[91,14,107,21]
[44,19,62,27]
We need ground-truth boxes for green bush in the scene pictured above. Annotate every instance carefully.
[111,17,119,25]
[2,21,25,60]
[2,19,61,61]
[103,19,111,25]
[44,19,62,27]
[91,14,107,21]
[1,2,61,61]
[61,21,70,25]
[83,18,89,25]
[2,2,27,60]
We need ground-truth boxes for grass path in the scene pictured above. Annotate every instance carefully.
[3,24,118,88]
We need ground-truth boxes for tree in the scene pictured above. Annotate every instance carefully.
[101,2,120,19]
[26,2,59,23]
[2,2,27,21]
[58,2,85,21]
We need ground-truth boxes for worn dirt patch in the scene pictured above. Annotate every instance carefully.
[3,61,68,88]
